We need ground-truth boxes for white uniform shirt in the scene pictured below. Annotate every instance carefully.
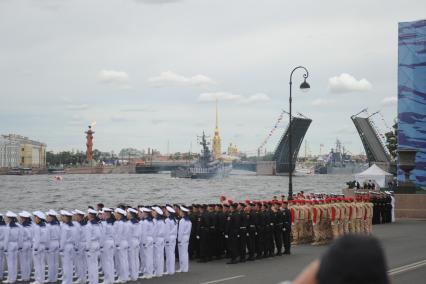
[178,217,192,243]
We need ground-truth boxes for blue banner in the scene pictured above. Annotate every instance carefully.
[398,19,426,188]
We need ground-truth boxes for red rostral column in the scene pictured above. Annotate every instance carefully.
[85,125,95,162]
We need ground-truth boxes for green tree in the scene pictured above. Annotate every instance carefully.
[385,122,398,159]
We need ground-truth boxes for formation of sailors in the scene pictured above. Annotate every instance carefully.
[0,204,192,284]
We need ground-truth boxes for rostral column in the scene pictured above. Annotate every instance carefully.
[85,125,95,162]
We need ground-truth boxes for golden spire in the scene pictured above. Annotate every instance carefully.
[215,99,219,133]
[212,99,221,159]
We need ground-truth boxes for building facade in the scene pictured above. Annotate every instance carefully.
[0,134,46,168]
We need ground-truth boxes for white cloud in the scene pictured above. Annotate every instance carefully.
[66,104,89,110]
[135,0,182,4]
[97,70,129,86]
[381,96,397,106]
[198,92,242,102]
[311,98,335,106]
[243,93,271,104]
[198,92,270,104]
[328,73,372,94]
[148,71,215,87]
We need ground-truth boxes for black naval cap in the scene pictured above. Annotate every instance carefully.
[231,203,238,208]
[201,204,207,209]
[223,204,230,208]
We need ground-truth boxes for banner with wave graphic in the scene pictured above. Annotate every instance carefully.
[398,19,426,188]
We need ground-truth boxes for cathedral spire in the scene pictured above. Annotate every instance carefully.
[212,99,221,159]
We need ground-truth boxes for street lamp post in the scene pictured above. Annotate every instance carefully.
[288,66,310,200]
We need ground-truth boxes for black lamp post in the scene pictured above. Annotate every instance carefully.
[288,66,310,200]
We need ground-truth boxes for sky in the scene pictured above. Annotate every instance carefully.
[0,0,425,156]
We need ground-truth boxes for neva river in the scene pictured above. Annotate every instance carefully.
[0,171,352,212]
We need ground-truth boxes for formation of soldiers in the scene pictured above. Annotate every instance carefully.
[188,199,292,264]
[287,193,375,246]
[0,204,192,284]
[370,192,394,224]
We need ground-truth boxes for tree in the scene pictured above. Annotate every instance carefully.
[385,122,397,159]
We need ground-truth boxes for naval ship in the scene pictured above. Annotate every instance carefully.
[315,139,367,174]
[171,132,232,179]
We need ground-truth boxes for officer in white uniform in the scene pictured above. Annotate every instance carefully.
[138,207,154,279]
[113,208,129,283]
[152,206,166,278]
[18,211,32,282]
[3,211,22,284]
[31,211,49,284]
[45,210,61,283]
[85,209,102,284]
[0,214,6,281]
[99,208,115,284]
[59,210,77,284]
[164,206,178,275]
[73,210,87,284]
[177,206,192,273]
[127,208,140,281]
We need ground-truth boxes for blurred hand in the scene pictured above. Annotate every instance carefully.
[293,260,320,284]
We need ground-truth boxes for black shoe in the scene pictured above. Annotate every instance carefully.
[198,259,207,263]
[247,257,255,261]
[284,250,291,255]
[239,258,246,263]
[227,259,238,264]
[276,252,282,256]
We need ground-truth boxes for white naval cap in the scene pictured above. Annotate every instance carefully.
[102,207,113,213]
[74,209,85,215]
[46,209,59,216]
[88,208,98,215]
[152,207,163,215]
[114,208,126,215]
[140,207,151,213]
[19,211,32,218]
[60,210,73,217]
[33,211,46,220]
[6,211,17,218]
[166,206,176,214]
[127,208,138,214]
[180,205,190,212]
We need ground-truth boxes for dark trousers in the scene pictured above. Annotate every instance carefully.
[227,234,239,261]
[264,228,274,256]
[239,229,247,260]
[255,229,264,257]
[199,229,209,260]
[282,226,291,253]
[216,231,225,258]
[274,226,283,254]
[247,230,256,258]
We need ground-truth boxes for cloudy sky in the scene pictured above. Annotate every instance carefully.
[0,0,424,155]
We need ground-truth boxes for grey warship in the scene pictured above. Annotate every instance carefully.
[171,132,232,179]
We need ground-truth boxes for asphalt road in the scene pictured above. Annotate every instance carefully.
[134,219,426,284]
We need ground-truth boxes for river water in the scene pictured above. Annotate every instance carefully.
[0,171,352,212]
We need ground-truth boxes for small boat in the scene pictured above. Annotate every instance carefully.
[7,168,33,175]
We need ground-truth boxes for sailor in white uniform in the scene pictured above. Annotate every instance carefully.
[113,208,129,283]
[31,211,49,284]
[164,206,178,275]
[3,211,22,284]
[99,208,115,284]
[85,209,102,284]
[17,211,32,282]
[0,214,6,281]
[73,210,88,284]
[152,206,166,277]
[59,210,77,284]
[127,208,141,281]
[138,207,154,279]
[45,210,61,283]
[177,206,192,273]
